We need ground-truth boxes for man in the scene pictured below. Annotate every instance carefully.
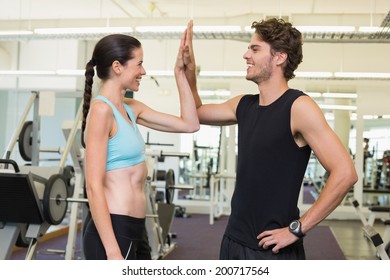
[184,19,358,259]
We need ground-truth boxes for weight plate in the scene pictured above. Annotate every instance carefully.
[165,169,175,204]
[155,170,166,181]
[43,174,68,225]
[18,121,33,162]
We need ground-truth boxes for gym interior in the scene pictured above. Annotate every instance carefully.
[1,0,390,261]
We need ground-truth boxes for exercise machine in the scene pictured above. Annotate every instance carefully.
[144,149,193,259]
[0,159,85,259]
[348,196,389,260]
[0,91,86,259]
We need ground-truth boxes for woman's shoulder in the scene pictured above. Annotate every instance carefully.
[90,98,113,117]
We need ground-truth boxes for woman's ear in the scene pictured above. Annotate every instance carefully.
[111,60,122,75]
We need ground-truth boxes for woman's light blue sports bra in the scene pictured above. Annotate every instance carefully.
[94,95,145,171]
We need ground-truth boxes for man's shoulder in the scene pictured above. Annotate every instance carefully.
[237,93,258,105]
[287,88,306,96]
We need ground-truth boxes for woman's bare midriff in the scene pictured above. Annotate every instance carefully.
[104,161,148,218]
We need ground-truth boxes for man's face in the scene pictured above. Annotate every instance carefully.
[242,34,276,85]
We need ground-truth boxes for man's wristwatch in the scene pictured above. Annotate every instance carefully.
[288,220,305,238]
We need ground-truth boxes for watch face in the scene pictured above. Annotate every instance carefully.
[290,221,298,230]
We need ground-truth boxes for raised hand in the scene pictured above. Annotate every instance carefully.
[183,20,196,72]
[182,20,198,93]
[175,27,187,71]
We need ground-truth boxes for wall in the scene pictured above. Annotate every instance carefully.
[1,35,390,194]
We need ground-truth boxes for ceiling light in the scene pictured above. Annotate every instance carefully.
[322,92,357,99]
[334,72,390,79]
[215,90,231,96]
[318,104,357,111]
[363,115,379,120]
[194,26,241,32]
[0,30,33,36]
[0,70,56,76]
[199,71,245,77]
[358,26,382,33]
[243,26,253,32]
[1,69,389,81]
[199,90,215,96]
[34,27,133,35]
[244,26,357,33]
[146,70,174,77]
[135,26,242,33]
[199,90,231,98]
[295,26,356,32]
[295,72,333,78]
[305,92,322,98]
[136,26,186,33]
[56,69,85,76]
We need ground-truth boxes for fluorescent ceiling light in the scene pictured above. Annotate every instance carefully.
[136,26,186,33]
[199,90,231,102]
[56,69,85,76]
[322,92,357,99]
[34,27,133,35]
[0,70,56,76]
[306,92,322,98]
[363,115,390,120]
[194,26,241,32]
[1,69,388,81]
[199,90,230,97]
[318,104,357,111]
[358,26,382,33]
[215,90,231,96]
[146,70,174,77]
[295,72,333,78]
[0,30,33,36]
[296,26,356,32]
[136,26,241,33]
[199,90,214,96]
[199,71,245,77]
[244,26,357,33]
[363,115,379,120]
[307,92,357,99]
[334,72,390,79]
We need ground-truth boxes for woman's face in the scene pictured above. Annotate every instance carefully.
[121,47,146,92]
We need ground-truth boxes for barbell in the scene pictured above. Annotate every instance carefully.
[42,174,87,225]
[18,121,67,162]
[42,172,170,226]
[17,121,75,197]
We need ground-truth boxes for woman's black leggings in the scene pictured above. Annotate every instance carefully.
[83,213,151,260]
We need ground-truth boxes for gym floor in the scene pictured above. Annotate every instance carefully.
[9,216,386,260]
[320,219,387,260]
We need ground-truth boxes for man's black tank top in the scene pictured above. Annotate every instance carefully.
[225,89,312,250]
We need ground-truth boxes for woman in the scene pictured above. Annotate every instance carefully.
[81,21,199,260]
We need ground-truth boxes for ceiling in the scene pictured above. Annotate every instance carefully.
[1,0,389,22]
[1,0,390,42]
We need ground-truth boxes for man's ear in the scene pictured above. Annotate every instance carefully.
[112,60,122,75]
[275,52,288,66]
